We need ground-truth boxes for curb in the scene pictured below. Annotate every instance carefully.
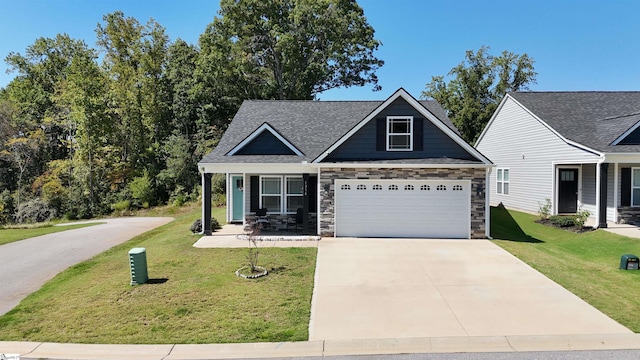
[3,333,640,360]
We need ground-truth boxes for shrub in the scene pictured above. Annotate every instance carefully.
[574,208,591,228]
[189,218,222,233]
[129,170,154,206]
[549,215,576,227]
[15,198,57,224]
[538,198,552,220]
[111,200,131,212]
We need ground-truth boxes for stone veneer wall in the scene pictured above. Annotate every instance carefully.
[618,207,640,225]
[319,167,487,238]
[245,213,317,232]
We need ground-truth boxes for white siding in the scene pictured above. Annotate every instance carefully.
[476,97,600,215]
[607,167,616,222]
[581,164,597,217]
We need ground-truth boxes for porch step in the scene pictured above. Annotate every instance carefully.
[236,234,322,241]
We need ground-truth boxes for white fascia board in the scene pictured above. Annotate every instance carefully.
[315,162,494,169]
[198,162,314,174]
[506,95,604,157]
[551,159,601,165]
[313,88,493,165]
[226,123,304,156]
[603,153,640,163]
[611,120,640,145]
[198,161,494,174]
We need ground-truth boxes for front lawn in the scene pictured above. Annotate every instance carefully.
[0,204,317,344]
[492,205,640,332]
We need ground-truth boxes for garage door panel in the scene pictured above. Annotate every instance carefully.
[335,180,470,238]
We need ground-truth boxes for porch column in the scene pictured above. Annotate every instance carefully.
[598,163,609,228]
[202,172,213,235]
[303,173,310,234]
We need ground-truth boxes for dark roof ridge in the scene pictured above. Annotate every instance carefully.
[510,90,640,94]
[241,99,441,103]
[599,111,640,121]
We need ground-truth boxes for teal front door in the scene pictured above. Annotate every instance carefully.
[231,175,244,222]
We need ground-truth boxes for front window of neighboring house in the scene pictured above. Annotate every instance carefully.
[387,116,413,151]
[260,176,303,213]
[497,168,510,195]
[632,168,640,206]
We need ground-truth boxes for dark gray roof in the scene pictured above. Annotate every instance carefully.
[200,98,461,164]
[509,92,640,153]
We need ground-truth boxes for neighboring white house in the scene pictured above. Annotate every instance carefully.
[476,91,640,228]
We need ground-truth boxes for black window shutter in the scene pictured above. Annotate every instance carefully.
[309,176,318,212]
[413,117,423,151]
[376,118,386,151]
[621,168,631,207]
[250,176,259,212]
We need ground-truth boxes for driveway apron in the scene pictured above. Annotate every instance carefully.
[0,217,173,315]
[309,238,631,340]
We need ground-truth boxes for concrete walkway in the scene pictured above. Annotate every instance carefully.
[193,224,320,248]
[0,217,173,315]
[310,238,631,341]
[602,222,640,239]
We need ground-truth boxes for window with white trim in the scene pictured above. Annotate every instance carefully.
[260,176,281,212]
[285,176,304,213]
[497,168,509,195]
[386,116,413,151]
[260,176,304,213]
[632,168,640,206]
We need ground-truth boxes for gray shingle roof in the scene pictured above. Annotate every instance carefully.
[509,91,640,153]
[200,98,461,164]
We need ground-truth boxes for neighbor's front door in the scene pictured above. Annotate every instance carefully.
[558,169,578,213]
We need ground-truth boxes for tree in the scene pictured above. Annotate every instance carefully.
[0,130,45,210]
[199,0,384,101]
[96,11,172,191]
[422,46,536,143]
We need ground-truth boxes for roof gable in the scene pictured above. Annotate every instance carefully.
[314,88,491,164]
[226,123,303,156]
[506,91,640,153]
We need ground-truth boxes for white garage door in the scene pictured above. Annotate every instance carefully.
[335,179,470,238]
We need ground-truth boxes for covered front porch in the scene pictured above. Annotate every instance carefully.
[199,163,319,236]
[556,155,640,227]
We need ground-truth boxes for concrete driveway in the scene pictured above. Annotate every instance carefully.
[309,238,631,341]
[0,217,173,315]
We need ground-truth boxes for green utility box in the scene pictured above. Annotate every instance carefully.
[129,247,148,285]
[620,254,639,270]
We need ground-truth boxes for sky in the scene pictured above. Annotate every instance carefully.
[1,0,639,101]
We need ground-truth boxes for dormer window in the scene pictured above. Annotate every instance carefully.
[386,116,413,151]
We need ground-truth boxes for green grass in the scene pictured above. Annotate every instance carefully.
[0,204,317,344]
[0,222,103,246]
[491,205,640,332]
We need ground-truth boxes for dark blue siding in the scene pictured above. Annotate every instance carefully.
[235,130,296,155]
[619,127,640,145]
[325,98,477,161]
